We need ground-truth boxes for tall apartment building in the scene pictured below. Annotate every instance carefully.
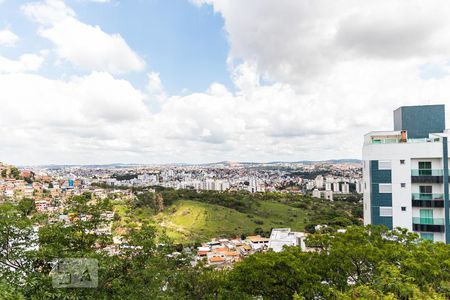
[363,104,449,243]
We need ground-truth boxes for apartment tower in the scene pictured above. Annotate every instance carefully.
[363,104,449,243]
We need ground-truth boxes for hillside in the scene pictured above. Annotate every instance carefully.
[152,200,308,242]
[113,189,362,244]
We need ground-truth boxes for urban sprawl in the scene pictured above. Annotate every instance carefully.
[0,160,362,267]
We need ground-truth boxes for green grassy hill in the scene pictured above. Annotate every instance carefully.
[113,189,362,244]
[152,200,308,242]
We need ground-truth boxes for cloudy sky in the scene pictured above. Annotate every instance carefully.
[1,0,449,165]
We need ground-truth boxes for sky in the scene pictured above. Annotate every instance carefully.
[1,0,450,165]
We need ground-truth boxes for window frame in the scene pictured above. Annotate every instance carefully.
[379,183,392,193]
[379,206,393,217]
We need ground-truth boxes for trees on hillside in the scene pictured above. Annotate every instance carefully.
[1,193,449,299]
[223,226,450,299]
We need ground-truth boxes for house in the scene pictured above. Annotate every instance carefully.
[246,235,269,250]
[268,228,309,252]
[35,200,49,212]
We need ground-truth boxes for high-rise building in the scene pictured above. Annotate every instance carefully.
[363,104,449,243]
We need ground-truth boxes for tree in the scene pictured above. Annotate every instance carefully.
[10,167,21,179]
[0,281,25,300]
[223,226,449,299]
[226,247,324,299]
[154,193,164,212]
[0,204,36,284]
[17,198,35,217]
[0,196,185,299]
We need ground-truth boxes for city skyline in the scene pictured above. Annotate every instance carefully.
[1,0,450,165]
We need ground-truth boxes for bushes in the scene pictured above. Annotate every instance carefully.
[222,226,450,299]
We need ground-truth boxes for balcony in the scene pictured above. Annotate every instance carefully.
[411,193,445,208]
[412,217,445,233]
[411,169,444,183]
[364,131,443,145]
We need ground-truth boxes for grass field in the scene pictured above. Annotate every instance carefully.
[112,190,361,244]
[151,199,308,243]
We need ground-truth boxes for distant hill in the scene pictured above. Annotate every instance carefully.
[24,159,361,169]
[113,190,362,244]
[199,159,362,166]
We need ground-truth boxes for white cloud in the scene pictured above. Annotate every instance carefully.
[0,54,44,73]
[0,29,19,47]
[198,0,450,84]
[0,71,154,164]
[22,0,144,74]
[182,0,450,154]
[146,72,163,93]
[1,58,450,165]
[4,0,450,164]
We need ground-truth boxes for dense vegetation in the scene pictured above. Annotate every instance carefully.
[1,195,449,299]
[114,188,362,242]
[1,166,22,180]
[111,173,139,181]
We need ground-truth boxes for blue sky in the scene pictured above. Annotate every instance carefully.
[0,0,232,94]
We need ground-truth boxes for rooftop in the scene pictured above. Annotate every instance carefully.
[364,130,450,145]
[365,104,448,145]
[247,235,270,243]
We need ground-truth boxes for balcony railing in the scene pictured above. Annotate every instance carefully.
[371,138,400,144]
[411,169,444,176]
[368,137,441,145]
[412,217,445,225]
[411,193,444,200]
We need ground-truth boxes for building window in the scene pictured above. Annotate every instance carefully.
[379,206,393,217]
[419,161,432,169]
[418,161,432,175]
[378,160,391,170]
[420,209,434,224]
[401,183,406,188]
[401,207,406,211]
[419,185,432,194]
[379,183,392,193]
[420,233,434,242]
[400,159,405,165]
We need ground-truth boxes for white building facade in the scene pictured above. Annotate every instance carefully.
[363,105,450,243]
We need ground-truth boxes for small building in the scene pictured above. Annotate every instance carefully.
[268,228,309,252]
[246,235,269,250]
[312,189,333,201]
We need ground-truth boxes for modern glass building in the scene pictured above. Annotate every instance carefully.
[363,104,450,243]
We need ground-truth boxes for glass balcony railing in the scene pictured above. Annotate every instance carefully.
[371,138,400,144]
[412,217,445,225]
[412,193,444,200]
[411,169,444,176]
[369,137,441,145]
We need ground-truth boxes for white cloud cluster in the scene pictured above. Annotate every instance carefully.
[188,0,450,152]
[3,0,450,164]
[0,29,19,46]
[0,71,154,164]
[198,0,450,84]
[22,0,144,74]
[0,54,44,73]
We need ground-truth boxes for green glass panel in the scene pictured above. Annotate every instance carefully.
[420,209,433,224]
[420,233,434,241]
